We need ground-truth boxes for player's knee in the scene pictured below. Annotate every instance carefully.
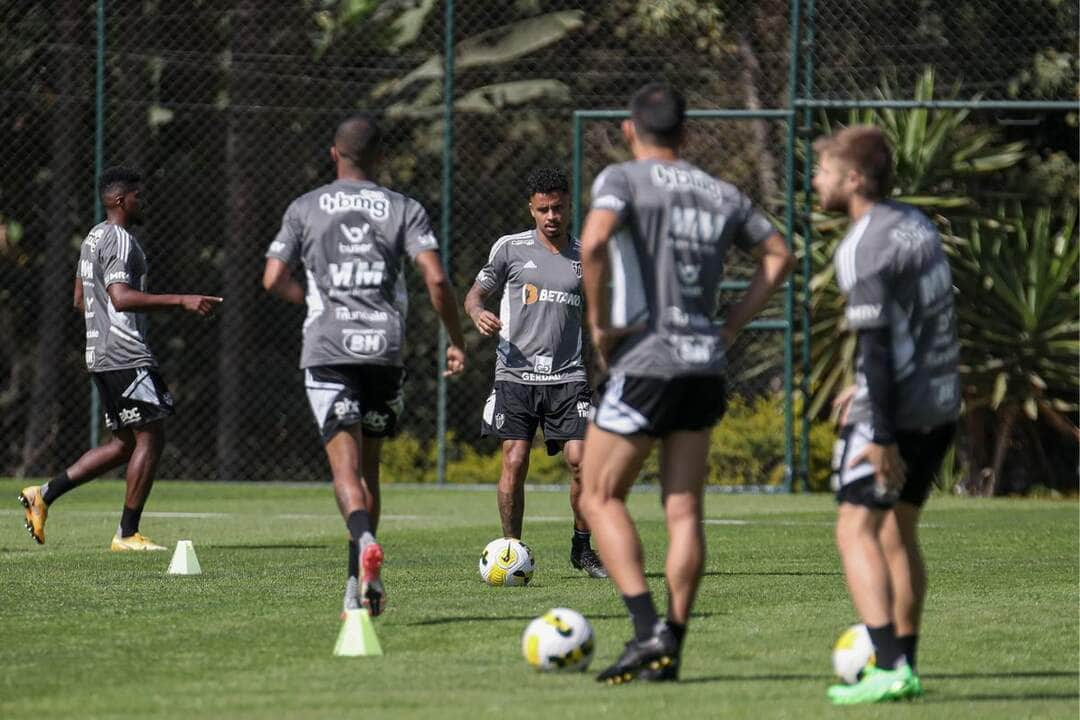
[501,445,529,475]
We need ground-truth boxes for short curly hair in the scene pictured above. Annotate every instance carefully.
[525,167,569,198]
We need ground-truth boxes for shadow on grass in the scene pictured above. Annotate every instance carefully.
[679,669,1077,687]
[927,692,1078,703]
[211,543,330,550]
[640,571,840,579]
[923,671,1076,680]
[409,612,720,627]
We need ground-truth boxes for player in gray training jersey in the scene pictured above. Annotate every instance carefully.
[19,166,222,553]
[263,114,467,618]
[464,167,605,579]
[814,125,959,705]
[578,83,793,684]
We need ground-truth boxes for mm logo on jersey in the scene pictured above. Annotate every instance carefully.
[522,283,581,307]
[343,329,388,357]
[329,261,385,288]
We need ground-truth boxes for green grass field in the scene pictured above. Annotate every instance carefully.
[1,479,1076,719]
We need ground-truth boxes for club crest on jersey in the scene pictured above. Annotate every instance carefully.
[570,260,582,278]
[342,329,388,357]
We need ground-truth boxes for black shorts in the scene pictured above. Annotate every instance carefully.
[481,381,592,455]
[592,372,727,437]
[304,365,406,443]
[92,367,174,431]
[833,422,956,509]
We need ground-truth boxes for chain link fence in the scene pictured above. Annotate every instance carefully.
[1,1,1075,485]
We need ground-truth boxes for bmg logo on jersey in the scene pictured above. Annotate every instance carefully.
[342,329,388,357]
[521,283,581,307]
[319,190,389,220]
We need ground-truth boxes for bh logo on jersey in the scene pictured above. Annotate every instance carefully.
[342,329,388,358]
[522,283,581,307]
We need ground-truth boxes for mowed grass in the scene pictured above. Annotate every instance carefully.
[0,479,1076,720]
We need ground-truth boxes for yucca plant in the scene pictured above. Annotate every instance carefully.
[801,68,1031,417]
[944,206,1079,494]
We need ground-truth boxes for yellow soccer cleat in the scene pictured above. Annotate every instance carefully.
[18,485,48,545]
[110,532,167,552]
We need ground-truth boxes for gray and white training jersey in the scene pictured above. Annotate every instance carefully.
[78,222,157,371]
[590,159,777,378]
[475,230,586,385]
[267,179,440,368]
[835,200,960,430]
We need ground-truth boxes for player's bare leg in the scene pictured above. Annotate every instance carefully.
[836,504,892,627]
[110,421,166,551]
[497,439,530,538]
[327,428,384,616]
[879,502,925,671]
[659,430,709,628]
[565,438,606,577]
[20,431,135,544]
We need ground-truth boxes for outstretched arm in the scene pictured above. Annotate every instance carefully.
[107,283,222,316]
[463,282,502,336]
[262,258,304,305]
[415,250,467,376]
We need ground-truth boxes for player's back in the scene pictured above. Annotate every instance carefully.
[837,199,960,429]
[590,158,776,378]
[267,179,439,368]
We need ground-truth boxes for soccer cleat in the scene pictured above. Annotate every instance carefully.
[110,532,167,552]
[18,485,48,544]
[341,576,361,618]
[827,663,919,705]
[570,545,609,578]
[596,621,679,685]
[359,541,385,617]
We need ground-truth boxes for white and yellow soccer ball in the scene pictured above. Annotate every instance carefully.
[522,607,595,672]
[832,624,876,684]
[479,537,535,586]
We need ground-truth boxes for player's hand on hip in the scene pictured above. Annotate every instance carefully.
[444,344,466,377]
[182,295,224,317]
[832,384,858,426]
[849,442,907,497]
[471,309,502,336]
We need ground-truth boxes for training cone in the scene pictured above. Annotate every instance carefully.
[167,540,202,575]
[334,609,383,657]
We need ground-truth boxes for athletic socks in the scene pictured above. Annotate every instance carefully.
[867,623,906,670]
[119,505,142,537]
[348,540,359,579]
[571,528,591,549]
[41,471,80,506]
[623,592,660,642]
[897,634,918,671]
[346,510,375,579]
[667,620,687,651]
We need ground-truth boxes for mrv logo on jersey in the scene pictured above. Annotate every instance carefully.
[329,261,385,289]
[342,329,388,357]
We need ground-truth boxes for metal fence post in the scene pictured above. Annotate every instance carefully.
[437,0,454,485]
[90,0,105,450]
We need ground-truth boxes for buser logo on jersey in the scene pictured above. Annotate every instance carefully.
[522,283,581,307]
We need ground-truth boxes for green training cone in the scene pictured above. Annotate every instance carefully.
[334,609,383,657]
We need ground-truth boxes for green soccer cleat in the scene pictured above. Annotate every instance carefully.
[827,664,920,705]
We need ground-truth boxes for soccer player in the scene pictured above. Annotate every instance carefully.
[263,114,467,617]
[813,125,959,704]
[464,167,606,578]
[18,166,222,551]
[578,83,793,683]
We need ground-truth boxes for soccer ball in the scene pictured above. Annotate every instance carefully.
[522,607,595,672]
[478,537,535,586]
[832,624,876,684]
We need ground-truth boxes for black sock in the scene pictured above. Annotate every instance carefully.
[346,510,373,544]
[348,539,359,579]
[667,620,687,651]
[572,528,591,548]
[41,471,79,505]
[623,592,659,642]
[867,623,904,670]
[897,634,918,670]
[119,505,142,537]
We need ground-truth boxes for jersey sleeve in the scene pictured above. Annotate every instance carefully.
[845,244,894,330]
[733,191,778,251]
[266,200,303,265]
[590,165,632,222]
[403,198,440,260]
[475,238,509,292]
[98,227,136,288]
